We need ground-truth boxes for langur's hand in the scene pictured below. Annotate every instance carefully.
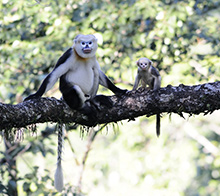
[24,93,40,101]
[115,89,128,96]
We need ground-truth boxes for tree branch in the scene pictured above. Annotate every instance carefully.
[1,81,220,131]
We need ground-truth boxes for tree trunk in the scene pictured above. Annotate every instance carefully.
[1,82,220,132]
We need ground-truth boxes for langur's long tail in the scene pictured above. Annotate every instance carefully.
[54,124,64,192]
[156,114,160,137]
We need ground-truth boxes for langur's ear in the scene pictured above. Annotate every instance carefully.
[72,38,77,48]
[89,34,97,40]
[149,60,153,65]
[72,34,82,48]
[74,34,82,41]
[136,61,139,66]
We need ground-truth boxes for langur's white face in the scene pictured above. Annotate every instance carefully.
[137,57,152,70]
[73,34,98,59]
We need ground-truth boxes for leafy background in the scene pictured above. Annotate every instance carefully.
[1,0,220,195]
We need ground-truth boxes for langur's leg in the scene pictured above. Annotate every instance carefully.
[62,85,86,110]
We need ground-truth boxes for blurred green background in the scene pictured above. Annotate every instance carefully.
[1,0,220,195]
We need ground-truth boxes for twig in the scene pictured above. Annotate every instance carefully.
[185,126,219,156]
[65,132,80,166]
[77,124,107,193]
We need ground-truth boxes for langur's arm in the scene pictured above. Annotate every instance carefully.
[99,70,126,95]
[24,48,72,100]
[132,74,141,90]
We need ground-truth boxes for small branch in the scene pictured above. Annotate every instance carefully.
[185,128,219,156]
[13,143,31,160]
[77,124,107,192]
[65,132,80,166]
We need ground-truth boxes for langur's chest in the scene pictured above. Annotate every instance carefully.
[66,64,96,93]
[139,70,152,79]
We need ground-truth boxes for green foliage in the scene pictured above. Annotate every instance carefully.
[22,167,52,195]
[1,0,220,103]
[1,0,220,195]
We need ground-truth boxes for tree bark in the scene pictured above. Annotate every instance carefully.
[1,81,220,131]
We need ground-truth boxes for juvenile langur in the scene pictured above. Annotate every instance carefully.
[24,34,126,192]
[133,57,161,137]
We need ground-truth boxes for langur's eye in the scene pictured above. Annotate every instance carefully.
[81,42,86,46]
[88,41,93,46]
[140,63,143,66]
